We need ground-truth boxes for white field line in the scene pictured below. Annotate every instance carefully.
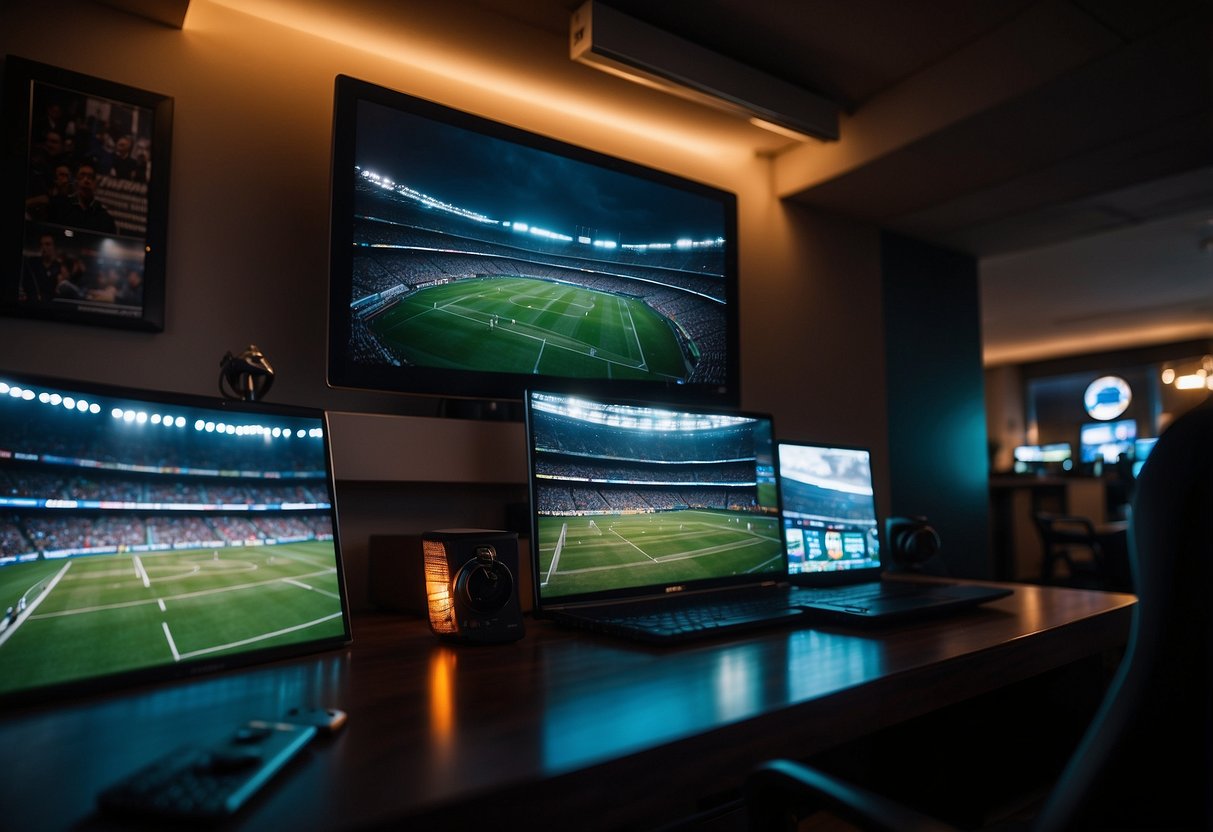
[162,621,181,661]
[0,561,73,648]
[29,568,338,619]
[283,578,342,600]
[175,612,344,660]
[133,555,151,588]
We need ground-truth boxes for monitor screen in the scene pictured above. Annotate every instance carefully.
[0,372,350,704]
[1012,442,1073,473]
[1132,436,1159,477]
[1079,419,1137,463]
[525,391,781,604]
[328,75,740,406]
[777,442,880,574]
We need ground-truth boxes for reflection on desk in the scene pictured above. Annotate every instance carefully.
[0,582,1133,831]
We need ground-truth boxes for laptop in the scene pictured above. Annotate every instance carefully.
[0,370,352,705]
[524,390,805,644]
[778,440,1011,622]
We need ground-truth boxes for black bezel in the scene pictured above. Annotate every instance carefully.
[327,74,740,407]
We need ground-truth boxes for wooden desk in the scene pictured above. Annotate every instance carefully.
[0,583,1133,831]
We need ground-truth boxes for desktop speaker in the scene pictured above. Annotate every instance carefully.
[423,529,525,644]
[885,516,941,567]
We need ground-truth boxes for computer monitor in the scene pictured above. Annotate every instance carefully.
[1133,436,1159,477]
[327,74,740,408]
[0,371,351,704]
[777,442,880,576]
[524,390,780,604]
[1079,419,1137,464]
[1012,442,1073,474]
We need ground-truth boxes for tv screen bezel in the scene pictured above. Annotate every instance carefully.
[327,74,741,407]
[0,369,352,708]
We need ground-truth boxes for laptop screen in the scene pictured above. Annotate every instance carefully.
[526,391,783,605]
[777,442,881,575]
[0,371,351,704]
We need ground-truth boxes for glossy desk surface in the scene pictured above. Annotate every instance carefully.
[0,582,1134,831]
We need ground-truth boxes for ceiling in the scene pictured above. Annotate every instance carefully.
[115,0,1213,365]
[479,0,1213,366]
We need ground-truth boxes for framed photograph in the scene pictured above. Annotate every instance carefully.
[1,56,172,331]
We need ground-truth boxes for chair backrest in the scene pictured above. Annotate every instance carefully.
[1032,512,1105,585]
[1032,513,1098,544]
[1034,398,1213,831]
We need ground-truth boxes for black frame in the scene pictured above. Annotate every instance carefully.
[1,56,171,331]
[328,74,741,407]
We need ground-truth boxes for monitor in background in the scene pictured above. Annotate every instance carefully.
[1012,442,1073,474]
[0,371,351,705]
[777,443,880,575]
[327,74,740,409]
[1079,419,1137,464]
[1133,436,1159,477]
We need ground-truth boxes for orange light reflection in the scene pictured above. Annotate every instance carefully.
[192,0,748,162]
[428,648,458,753]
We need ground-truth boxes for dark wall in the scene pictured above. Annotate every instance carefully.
[882,232,991,578]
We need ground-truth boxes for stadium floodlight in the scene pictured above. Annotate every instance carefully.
[570,1,838,143]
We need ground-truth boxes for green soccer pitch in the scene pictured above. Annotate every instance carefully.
[535,509,783,598]
[0,543,344,696]
[368,276,691,380]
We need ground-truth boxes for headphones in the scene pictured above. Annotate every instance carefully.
[885,516,941,567]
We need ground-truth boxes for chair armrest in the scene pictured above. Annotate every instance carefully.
[746,759,960,832]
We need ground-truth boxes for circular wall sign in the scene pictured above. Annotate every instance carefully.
[1083,375,1131,420]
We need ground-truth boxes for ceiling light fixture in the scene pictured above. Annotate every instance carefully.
[569,1,839,143]
[1161,356,1213,391]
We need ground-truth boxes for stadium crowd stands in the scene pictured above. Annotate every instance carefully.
[344,183,730,384]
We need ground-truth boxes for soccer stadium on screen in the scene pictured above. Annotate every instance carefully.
[0,379,344,697]
[344,161,730,387]
[529,393,782,599]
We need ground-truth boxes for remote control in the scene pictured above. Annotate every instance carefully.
[281,706,348,734]
[97,720,317,821]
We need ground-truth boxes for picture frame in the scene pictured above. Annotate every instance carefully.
[0,56,172,331]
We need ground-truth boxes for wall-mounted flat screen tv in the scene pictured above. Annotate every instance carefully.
[327,74,740,407]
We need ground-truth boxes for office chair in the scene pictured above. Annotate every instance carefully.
[747,398,1213,832]
[1031,512,1107,588]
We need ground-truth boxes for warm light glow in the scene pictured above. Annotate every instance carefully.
[983,324,1213,367]
[1175,373,1207,390]
[194,0,746,161]
[428,649,458,750]
[424,540,457,634]
[748,116,816,143]
[1162,367,1176,384]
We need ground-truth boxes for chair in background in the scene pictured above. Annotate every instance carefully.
[746,398,1213,832]
[1031,512,1106,588]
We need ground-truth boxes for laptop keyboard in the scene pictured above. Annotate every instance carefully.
[575,593,805,642]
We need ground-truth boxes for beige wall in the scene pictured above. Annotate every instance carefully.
[2,0,889,606]
[985,365,1026,473]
